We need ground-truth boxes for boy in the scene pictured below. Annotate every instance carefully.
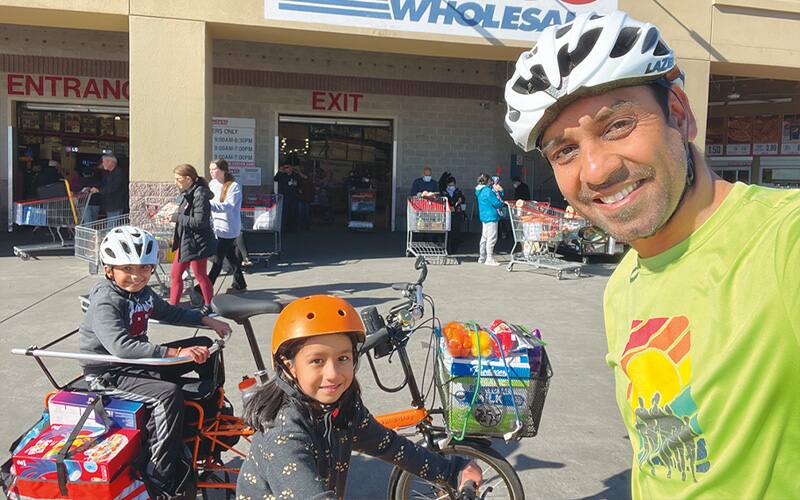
[79,226,231,497]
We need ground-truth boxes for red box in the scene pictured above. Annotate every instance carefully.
[9,465,149,500]
[12,424,141,484]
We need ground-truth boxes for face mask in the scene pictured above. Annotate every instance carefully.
[423,175,432,182]
[446,186,456,194]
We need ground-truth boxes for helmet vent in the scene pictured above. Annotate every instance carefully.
[558,28,602,78]
[513,64,551,95]
[307,312,315,320]
[555,24,572,39]
[103,248,116,259]
[654,40,669,56]
[641,27,659,53]
[337,309,346,316]
[145,240,154,255]
[610,27,640,58]
[507,107,520,122]
[134,242,143,255]
[121,241,131,254]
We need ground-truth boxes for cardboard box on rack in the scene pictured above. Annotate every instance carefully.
[48,391,145,430]
[13,424,141,484]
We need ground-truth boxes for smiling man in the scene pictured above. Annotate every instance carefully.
[505,10,799,499]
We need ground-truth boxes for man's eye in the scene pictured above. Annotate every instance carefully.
[605,118,636,138]
[338,355,351,362]
[551,145,578,164]
[310,358,323,365]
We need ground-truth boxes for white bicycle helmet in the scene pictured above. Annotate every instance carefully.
[505,10,684,151]
[100,226,159,266]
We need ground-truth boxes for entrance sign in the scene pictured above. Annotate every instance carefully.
[266,0,618,43]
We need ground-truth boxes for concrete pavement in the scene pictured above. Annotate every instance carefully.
[0,227,631,499]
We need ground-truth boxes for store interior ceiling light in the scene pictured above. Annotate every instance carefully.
[708,97,792,106]
[25,103,89,112]
[88,106,129,114]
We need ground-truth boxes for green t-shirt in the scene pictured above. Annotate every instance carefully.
[604,183,800,499]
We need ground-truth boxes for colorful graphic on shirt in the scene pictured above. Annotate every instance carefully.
[128,297,153,337]
[620,316,711,481]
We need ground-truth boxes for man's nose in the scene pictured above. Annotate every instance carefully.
[580,140,625,187]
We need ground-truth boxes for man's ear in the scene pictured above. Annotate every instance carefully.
[667,85,698,142]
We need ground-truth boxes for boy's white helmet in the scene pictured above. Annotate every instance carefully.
[100,226,159,266]
[505,10,683,152]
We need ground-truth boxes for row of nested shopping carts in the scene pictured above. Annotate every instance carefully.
[12,180,93,260]
[405,195,593,278]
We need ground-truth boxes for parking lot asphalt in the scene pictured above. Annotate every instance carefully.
[0,228,631,499]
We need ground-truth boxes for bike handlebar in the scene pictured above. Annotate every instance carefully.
[11,331,231,366]
[359,326,389,355]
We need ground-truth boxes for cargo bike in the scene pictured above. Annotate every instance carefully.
[505,200,583,279]
[2,258,550,499]
[13,180,93,261]
[406,196,451,264]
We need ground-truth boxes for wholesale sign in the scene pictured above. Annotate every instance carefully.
[265,0,618,42]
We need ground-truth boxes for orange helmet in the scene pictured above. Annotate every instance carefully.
[271,295,366,356]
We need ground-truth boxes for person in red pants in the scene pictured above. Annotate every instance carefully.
[170,163,216,314]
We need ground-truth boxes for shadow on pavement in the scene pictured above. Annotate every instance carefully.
[579,469,631,500]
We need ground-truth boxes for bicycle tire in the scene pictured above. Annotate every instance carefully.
[386,443,524,500]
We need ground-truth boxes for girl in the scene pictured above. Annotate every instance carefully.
[207,158,247,293]
[237,295,482,499]
[170,163,216,313]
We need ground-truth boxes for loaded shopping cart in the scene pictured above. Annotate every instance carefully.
[406,195,450,263]
[13,180,92,260]
[558,209,625,263]
[506,200,583,279]
[74,214,131,273]
[348,189,376,230]
[240,193,283,264]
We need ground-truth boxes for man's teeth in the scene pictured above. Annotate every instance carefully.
[600,182,639,204]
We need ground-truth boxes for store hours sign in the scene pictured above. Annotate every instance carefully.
[212,117,261,185]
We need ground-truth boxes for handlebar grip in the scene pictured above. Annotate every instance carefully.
[459,481,478,500]
[360,326,389,355]
[415,256,428,284]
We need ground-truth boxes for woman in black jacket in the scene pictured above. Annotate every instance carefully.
[170,164,216,313]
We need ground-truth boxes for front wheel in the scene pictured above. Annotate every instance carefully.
[387,443,524,500]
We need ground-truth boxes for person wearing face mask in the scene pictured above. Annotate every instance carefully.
[441,174,465,253]
[511,176,531,201]
[410,166,438,197]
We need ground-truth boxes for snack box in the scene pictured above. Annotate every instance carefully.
[48,391,145,430]
[8,465,148,500]
[13,424,141,484]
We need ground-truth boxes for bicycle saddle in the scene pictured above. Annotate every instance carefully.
[211,294,283,322]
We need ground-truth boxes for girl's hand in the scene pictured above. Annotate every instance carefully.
[458,460,483,489]
[202,317,232,338]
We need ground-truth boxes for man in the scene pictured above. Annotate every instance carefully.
[274,162,304,232]
[90,154,128,219]
[505,10,798,499]
[409,166,438,197]
[511,176,530,201]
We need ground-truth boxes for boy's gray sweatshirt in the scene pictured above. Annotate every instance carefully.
[79,279,204,371]
[236,396,467,499]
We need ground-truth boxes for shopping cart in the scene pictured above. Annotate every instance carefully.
[348,189,376,230]
[506,200,583,279]
[74,214,131,274]
[240,194,283,264]
[12,180,92,260]
[406,195,450,264]
[139,195,201,302]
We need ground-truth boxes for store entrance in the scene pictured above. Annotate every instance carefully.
[278,116,393,232]
[12,102,129,212]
